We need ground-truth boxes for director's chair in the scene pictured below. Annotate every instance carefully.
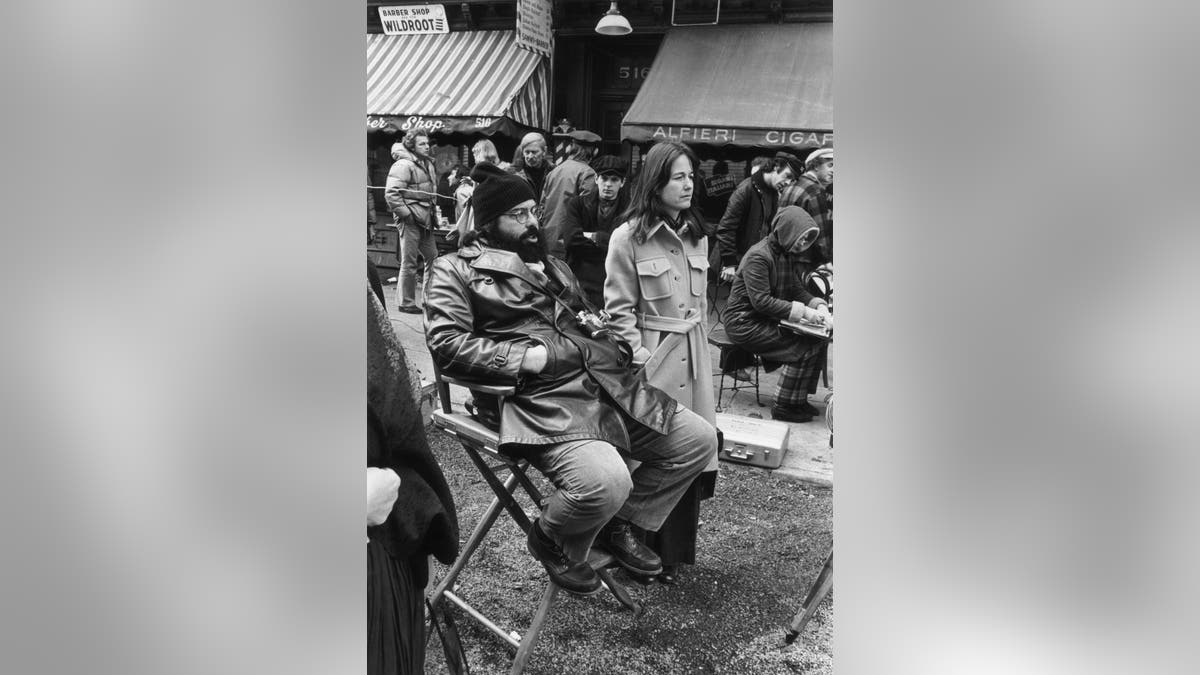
[425,364,641,675]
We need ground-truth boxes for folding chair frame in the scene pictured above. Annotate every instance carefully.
[784,551,833,644]
[425,365,641,675]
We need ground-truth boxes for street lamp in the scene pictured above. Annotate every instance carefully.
[595,1,633,36]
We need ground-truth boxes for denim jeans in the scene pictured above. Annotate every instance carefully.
[397,222,437,309]
[525,404,716,561]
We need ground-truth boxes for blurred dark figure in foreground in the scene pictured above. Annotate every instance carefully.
[368,260,459,674]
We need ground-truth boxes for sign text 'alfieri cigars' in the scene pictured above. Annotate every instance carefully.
[636,126,834,147]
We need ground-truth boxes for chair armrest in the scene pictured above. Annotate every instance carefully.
[439,374,517,397]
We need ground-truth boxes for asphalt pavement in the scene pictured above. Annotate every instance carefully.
[382,275,832,487]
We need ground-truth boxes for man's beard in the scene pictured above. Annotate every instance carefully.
[486,224,547,264]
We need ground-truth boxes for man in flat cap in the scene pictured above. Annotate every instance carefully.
[539,129,603,259]
[560,155,631,308]
[423,172,716,596]
[715,151,802,283]
[780,147,833,266]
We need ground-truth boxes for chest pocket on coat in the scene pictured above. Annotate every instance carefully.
[687,254,709,297]
[635,256,673,301]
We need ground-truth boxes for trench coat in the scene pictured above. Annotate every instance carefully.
[604,217,720,566]
[424,242,678,453]
[604,219,719,459]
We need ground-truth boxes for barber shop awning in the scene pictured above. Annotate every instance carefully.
[367,30,549,137]
[622,24,832,150]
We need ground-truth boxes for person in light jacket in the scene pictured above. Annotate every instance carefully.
[603,140,719,584]
[385,129,439,314]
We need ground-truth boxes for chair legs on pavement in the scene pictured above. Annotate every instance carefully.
[784,551,833,644]
[427,379,642,675]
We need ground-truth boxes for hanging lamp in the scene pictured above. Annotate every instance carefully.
[595,1,633,36]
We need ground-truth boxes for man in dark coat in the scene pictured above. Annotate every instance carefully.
[723,206,832,423]
[424,174,716,596]
[559,155,631,308]
[715,152,803,283]
[540,129,601,259]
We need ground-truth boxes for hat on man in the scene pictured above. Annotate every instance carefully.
[805,147,833,169]
[775,151,805,177]
[567,129,602,146]
[471,173,537,227]
[590,155,628,178]
[552,118,575,139]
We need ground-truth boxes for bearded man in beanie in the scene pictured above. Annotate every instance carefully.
[424,173,717,596]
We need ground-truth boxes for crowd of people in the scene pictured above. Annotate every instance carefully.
[370,129,832,673]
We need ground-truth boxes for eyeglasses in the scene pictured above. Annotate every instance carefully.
[502,206,542,224]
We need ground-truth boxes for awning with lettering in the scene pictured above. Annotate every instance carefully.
[621,23,832,151]
[367,30,549,138]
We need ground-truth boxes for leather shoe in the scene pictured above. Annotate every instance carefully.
[396,305,423,314]
[656,564,679,585]
[771,404,813,423]
[797,400,820,416]
[526,520,600,595]
[596,519,663,576]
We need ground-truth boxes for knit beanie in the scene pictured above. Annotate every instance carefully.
[469,160,509,184]
[471,173,537,227]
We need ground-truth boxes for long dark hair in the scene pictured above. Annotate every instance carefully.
[620,141,707,244]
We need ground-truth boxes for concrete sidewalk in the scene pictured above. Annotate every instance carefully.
[381,275,832,488]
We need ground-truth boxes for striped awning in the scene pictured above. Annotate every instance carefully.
[367,31,549,136]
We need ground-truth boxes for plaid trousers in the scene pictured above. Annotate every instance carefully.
[774,342,828,406]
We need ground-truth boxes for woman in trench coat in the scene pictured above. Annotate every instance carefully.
[603,141,719,583]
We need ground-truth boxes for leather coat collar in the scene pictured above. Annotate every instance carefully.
[459,243,567,294]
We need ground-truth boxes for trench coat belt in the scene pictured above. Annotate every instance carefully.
[636,308,704,382]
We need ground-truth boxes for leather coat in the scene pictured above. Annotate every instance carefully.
[424,242,678,453]
[716,171,779,267]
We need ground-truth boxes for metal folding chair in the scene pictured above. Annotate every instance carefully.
[707,325,763,412]
[425,364,641,675]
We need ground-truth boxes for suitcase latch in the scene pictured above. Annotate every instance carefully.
[728,443,755,460]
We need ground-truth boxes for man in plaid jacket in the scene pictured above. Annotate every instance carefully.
[780,148,833,266]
